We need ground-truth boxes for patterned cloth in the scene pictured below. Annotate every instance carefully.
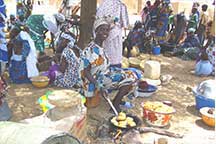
[156,3,172,38]
[54,46,80,88]
[127,28,145,52]
[96,0,129,65]
[9,35,31,84]
[182,35,201,48]
[187,13,199,30]
[206,38,215,75]
[0,28,7,63]
[26,15,47,52]
[0,1,7,73]
[79,41,142,97]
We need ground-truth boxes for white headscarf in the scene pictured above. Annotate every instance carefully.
[93,16,112,32]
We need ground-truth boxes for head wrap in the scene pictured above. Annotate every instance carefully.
[188,28,196,33]
[61,32,76,48]
[93,15,112,32]
[43,15,58,34]
[61,32,75,42]
[54,13,65,23]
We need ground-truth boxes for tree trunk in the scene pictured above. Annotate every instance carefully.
[78,0,97,49]
[138,0,143,14]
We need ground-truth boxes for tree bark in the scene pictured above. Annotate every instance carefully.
[78,0,97,49]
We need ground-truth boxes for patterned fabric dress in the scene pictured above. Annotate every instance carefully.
[9,35,31,84]
[26,15,47,53]
[54,46,80,88]
[80,41,142,98]
[156,2,172,41]
[96,0,129,65]
[0,0,7,73]
[206,39,215,75]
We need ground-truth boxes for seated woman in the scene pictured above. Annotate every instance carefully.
[53,40,81,88]
[204,26,215,76]
[55,32,76,61]
[80,17,142,112]
[195,52,213,76]
[173,28,201,60]
[124,21,145,57]
[8,26,39,84]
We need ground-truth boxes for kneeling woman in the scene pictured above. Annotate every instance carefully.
[80,17,142,112]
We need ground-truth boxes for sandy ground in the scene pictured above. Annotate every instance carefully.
[6,54,215,144]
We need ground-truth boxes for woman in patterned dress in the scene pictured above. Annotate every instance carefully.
[54,38,81,88]
[0,0,7,74]
[80,17,142,112]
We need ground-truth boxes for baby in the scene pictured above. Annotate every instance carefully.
[195,52,213,76]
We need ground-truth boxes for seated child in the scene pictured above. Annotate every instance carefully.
[195,52,213,76]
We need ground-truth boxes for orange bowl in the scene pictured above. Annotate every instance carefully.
[200,107,215,127]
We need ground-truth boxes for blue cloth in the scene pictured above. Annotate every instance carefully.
[9,35,31,84]
[157,13,169,37]
[195,60,213,76]
[182,35,201,48]
[0,0,6,27]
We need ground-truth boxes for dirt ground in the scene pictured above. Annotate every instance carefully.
[6,54,215,144]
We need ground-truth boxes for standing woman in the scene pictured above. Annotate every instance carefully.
[96,0,129,68]
[187,7,199,31]
[156,0,173,42]
[8,26,39,83]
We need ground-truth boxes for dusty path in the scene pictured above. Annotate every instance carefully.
[7,55,215,144]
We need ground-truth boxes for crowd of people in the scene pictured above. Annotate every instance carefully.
[126,0,215,76]
[0,0,215,113]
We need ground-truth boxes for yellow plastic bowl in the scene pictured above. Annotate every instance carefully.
[31,76,49,88]
[200,107,215,127]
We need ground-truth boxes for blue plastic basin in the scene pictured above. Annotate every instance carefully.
[195,95,215,110]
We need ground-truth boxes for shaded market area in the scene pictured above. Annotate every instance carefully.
[0,0,215,144]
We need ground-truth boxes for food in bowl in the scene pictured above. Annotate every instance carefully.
[111,112,137,128]
[138,81,148,89]
[31,76,49,88]
[200,107,215,127]
[143,101,175,113]
[207,108,215,115]
[142,101,175,127]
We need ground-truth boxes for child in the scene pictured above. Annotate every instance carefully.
[195,52,213,76]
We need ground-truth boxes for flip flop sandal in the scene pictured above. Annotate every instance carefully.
[120,101,134,109]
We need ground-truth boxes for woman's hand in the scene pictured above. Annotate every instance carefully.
[59,57,67,73]
[83,65,98,85]
[99,87,108,98]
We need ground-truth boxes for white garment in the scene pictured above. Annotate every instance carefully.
[43,15,58,35]
[19,31,39,78]
[96,0,129,65]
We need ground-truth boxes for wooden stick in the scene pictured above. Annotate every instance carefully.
[137,127,184,138]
